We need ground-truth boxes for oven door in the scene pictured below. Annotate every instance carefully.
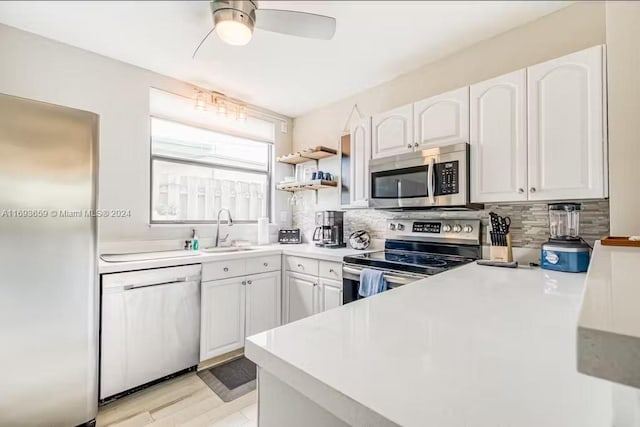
[342,264,428,304]
[369,143,469,209]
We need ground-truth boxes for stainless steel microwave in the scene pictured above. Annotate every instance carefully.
[369,143,481,210]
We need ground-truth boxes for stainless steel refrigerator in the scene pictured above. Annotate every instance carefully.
[0,93,99,426]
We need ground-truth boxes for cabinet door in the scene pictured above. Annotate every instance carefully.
[414,87,469,149]
[284,271,317,323]
[470,70,528,202]
[245,271,281,338]
[371,104,413,159]
[320,279,343,312]
[349,117,372,207]
[527,45,606,201]
[200,278,245,361]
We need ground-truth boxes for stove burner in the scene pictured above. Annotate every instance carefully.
[420,258,447,267]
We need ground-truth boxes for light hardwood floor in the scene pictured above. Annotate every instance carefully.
[97,373,257,427]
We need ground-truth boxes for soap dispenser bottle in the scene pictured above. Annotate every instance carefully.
[191,229,199,250]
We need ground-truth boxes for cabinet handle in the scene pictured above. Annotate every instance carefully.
[263,262,268,267]
[223,267,229,272]
[313,283,318,287]
[530,187,536,193]
[414,142,419,148]
[242,281,246,285]
[329,269,335,273]
[407,144,412,149]
[247,280,252,285]
[518,188,524,193]
[297,264,303,268]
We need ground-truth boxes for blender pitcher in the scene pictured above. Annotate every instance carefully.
[542,202,590,272]
[548,203,581,241]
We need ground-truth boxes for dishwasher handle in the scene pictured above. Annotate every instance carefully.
[123,275,200,291]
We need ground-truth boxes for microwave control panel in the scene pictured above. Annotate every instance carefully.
[435,161,459,195]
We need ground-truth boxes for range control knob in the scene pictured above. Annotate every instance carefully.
[442,224,452,232]
[452,224,462,233]
[388,223,396,231]
[397,223,405,231]
[463,225,473,233]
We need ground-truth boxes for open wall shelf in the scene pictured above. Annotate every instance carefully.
[276,146,337,165]
[276,180,338,192]
[276,179,338,203]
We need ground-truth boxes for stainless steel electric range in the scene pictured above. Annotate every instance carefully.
[342,219,482,304]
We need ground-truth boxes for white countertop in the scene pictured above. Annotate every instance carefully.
[98,243,376,274]
[577,241,640,389]
[246,263,613,427]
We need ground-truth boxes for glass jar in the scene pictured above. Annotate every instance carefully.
[548,203,581,240]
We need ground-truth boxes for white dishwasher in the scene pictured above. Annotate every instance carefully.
[100,264,201,401]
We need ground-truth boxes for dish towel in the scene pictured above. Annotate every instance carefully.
[358,268,388,298]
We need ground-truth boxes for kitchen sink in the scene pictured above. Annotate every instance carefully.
[199,247,256,253]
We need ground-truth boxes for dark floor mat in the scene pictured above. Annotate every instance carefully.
[197,357,256,402]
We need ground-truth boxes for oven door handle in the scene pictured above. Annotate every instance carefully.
[342,266,425,286]
[427,157,435,205]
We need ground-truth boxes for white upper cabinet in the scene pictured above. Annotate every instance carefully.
[527,45,606,201]
[371,104,413,159]
[349,117,372,207]
[414,87,470,149]
[470,70,528,203]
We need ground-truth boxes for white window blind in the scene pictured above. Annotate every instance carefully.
[149,89,275,224]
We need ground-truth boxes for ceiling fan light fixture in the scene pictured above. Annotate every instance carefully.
[211,1,256,46]
[215,19,253,46]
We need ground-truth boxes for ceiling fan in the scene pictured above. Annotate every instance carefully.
[193,0,337,57]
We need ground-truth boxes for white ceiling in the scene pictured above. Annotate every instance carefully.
[0,1,572,117]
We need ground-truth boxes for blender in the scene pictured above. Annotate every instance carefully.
[541,203,591,272]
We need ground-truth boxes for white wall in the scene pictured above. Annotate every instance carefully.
[289,1,608,222]
[0,23,293,250]
[606,1,640,236]
[292,2,606,152]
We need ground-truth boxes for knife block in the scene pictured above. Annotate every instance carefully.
[490,233,513,263]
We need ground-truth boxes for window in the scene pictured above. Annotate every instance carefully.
[151,118,272,223]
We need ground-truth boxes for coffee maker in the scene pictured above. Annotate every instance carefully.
[313,211,346,248]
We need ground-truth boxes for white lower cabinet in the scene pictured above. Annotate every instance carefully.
[200,257,281,362]
[245,271,281,338]
[200,277,246,361]
[283,257,343,323]
[284,271,318,323]
[320,279,343,312]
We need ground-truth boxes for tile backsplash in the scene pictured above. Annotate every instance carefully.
[292,198,609,249]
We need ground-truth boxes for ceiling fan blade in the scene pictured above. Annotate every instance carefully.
[192,27,215,59]
[255,9,336,40]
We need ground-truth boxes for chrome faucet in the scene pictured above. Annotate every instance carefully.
[215,208,234,247]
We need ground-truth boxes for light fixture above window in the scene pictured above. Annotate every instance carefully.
[215,97,227,115]
[238,105,247,121]
[193,89,248,121]
[194,90,207,111]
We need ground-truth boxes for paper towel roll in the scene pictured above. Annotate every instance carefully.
[257,217,269,245]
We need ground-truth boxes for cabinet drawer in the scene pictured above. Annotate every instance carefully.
[246,255,281,275]
[319,261,342,281]
[285,256,319,276]
[202,259,246,281]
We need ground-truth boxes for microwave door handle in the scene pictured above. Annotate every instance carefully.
[397,180,402,198]
[427,157,435,204]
